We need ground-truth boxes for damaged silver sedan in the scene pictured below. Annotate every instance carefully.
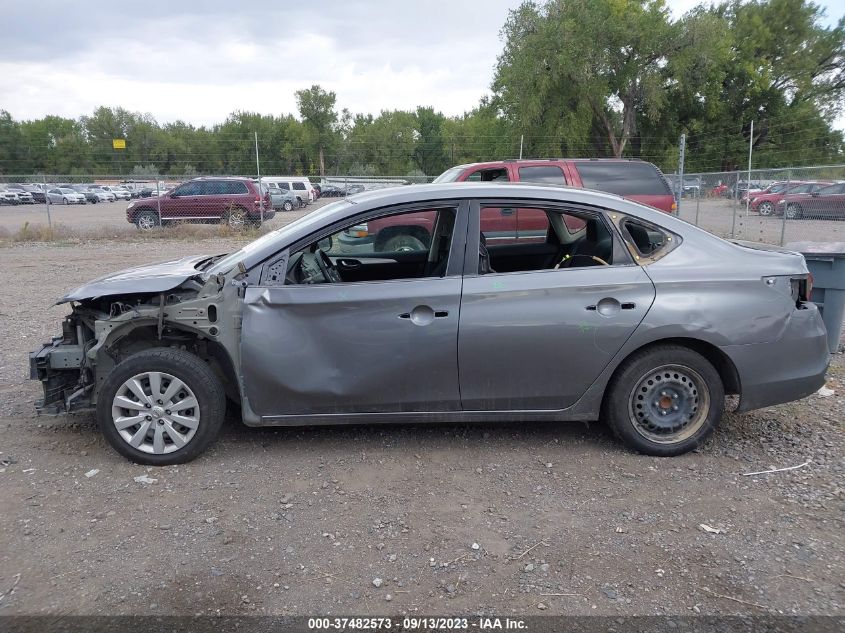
[31,183,830,465]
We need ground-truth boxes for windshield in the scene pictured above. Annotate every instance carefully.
[433,167,465,183]
[207,199,353,275]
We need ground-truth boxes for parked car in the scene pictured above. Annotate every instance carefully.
[88,186,117,202]
[750,181,832,216]
[15,184,47,203]
[268,187,297,212]
[318,184,346,197]
[125,176,273,230]
[4,186,34,204]
[711,183,729,197]
[138,187,157,198]
[97,185,130,201]
[433,159,676,213]
[260,177,315,206]
[46,188,86,205]
[69,185,102,204]
[777,182,845,219]
[31,183,828,465]
[0,187,22,205]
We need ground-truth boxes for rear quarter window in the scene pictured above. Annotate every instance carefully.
[292,182,306,190]
[575,162,671,196]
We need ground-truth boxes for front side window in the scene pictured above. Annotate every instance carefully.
[465,168,509,182]
[279,182,290,190]
[281,207,457,286]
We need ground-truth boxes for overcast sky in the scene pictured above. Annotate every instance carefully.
[1,0,842,128]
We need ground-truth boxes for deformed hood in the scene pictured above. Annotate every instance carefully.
[58,254,211,304]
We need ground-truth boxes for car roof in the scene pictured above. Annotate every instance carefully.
[450,158,657,170]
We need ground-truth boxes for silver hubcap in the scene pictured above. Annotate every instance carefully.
[227,210,245,229]
[759,202,773,215]
[137,214,155,230]
[628,364,710,444]
[112,371,200,454]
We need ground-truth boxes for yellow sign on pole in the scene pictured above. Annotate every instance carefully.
[112,138,126,150]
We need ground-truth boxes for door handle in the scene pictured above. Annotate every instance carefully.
[336,258,362,269]
[399,306,448,325]
[585,298,634,316]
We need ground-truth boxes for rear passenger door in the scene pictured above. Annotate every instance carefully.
[458,199,656,411]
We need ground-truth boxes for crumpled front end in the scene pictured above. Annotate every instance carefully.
[30,313,95,414]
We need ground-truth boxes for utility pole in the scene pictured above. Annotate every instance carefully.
[519,134,524,159]
[254,131,263,222]
[677,133,686,215]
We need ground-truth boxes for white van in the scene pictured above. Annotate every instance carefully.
[260,177,315,206]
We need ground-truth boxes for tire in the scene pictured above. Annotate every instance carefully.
[378,233,427,253]
[757,201,774,216]
[601,344,724,457]
[222,206,247,230]
[785,203,803,220]
[96,348,226,466]
[296,197,305,208]
[283,201,293,212]
[63,197,69,205]
[134,209,158,231]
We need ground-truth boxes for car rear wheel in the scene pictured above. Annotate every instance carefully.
[283,201,293,212]
[758,201,774,216]
[135,209,159,231]
[223,206,247,230]
[96,348,225,465]
[602,345,724,456]
[785,203,803,219]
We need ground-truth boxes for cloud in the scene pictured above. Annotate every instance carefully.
[0,0,516,124]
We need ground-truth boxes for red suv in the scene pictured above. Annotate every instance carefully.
[126,177,274,230]
[339,159,674,252]
[433,159,675,212]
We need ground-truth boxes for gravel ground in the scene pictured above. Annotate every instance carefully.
[0,239,843,617]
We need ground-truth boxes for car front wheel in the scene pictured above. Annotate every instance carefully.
[602,345,724,456]
[283,201,293,212]
[63,197,69,205]
[96,348,226,465]
[758,201,774,216]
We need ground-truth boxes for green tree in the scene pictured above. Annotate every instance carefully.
[295,85,338,176]
[413,107,448,176]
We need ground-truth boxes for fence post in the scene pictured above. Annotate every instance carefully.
[43,174,52,229]
[730,172,738,238]
[779,169,791,247]
[156,180,162,227]
[694,175,701,227]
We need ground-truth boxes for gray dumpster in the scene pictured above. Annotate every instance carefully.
[786,241,845,353]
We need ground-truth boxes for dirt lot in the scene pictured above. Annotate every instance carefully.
[0,238,843,618]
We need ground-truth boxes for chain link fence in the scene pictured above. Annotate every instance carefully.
[668,164,845,247]
[2,166,844,246]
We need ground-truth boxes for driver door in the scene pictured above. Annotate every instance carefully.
[240,202,469,419]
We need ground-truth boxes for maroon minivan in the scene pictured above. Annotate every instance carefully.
[126,177,274,230]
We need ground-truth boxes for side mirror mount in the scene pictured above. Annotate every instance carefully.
[317,236,334,251]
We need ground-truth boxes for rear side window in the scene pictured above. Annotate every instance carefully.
[224,181,248,194]
[575,162,671,196]
[292,182,306,191]
[279,182,290,190]
[621,218,670,257]
[518,165,566,185]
